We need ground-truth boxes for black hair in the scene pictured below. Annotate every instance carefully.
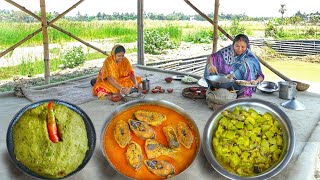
[233,34,250,49]
[114,45,126,54]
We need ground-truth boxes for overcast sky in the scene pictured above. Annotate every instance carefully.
[1,0,320,17]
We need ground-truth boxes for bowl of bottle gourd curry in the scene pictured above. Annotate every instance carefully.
[6,99,96,179]
[202,98,295,180]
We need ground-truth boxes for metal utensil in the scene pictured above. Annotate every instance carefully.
[205,74,235,89]
[203,98,295,180]
[281,97,306,111]
[257,81,279,94]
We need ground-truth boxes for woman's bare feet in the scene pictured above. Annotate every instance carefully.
[97,91,108,100]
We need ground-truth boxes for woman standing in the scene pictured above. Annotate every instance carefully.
[204,34,264,98]
[92,45,142,99]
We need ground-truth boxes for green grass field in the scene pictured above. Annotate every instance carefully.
[262,60,320,83]
[1,20,319,84]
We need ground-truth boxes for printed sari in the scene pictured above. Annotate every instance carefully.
[204,45,264,97]
[92,45,142,96]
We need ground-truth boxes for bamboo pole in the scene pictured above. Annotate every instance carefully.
[0,29,42,58]
[137,0,145,65]
[212,0,219,53]
[50,25,107,55]
[2,0,106,57]
[49,0,84,25]
[184,0,233,41]
[183,0,309,89]
[5,0,40,20]
[40,0,50,84]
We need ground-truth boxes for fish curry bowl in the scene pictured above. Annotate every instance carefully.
[101,98,201,179]
[6,99,96,179]
[203,98,295,180]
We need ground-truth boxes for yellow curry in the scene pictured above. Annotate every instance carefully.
[212,106,284,176]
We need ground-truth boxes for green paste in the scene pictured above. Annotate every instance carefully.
[13,103,88,178]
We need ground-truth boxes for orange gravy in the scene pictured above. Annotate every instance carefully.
[103,105,199,180]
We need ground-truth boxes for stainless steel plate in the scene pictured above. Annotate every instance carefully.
[257,81,279,93]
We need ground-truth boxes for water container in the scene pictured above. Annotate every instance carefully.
[278,81,297,100]
[142,79,150,91]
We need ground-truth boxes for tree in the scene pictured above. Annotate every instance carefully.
[279,4,287,19]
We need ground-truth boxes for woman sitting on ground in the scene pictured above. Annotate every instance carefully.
[92,45,142,99]
[204,34,264,98]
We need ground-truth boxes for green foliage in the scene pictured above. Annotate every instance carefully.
[184,29,212,43]
[62,46,86,68]
[306,28,316,36]
[0,57,63,81]
[144,29,177,54]
[154,25,182,40]
[229,18,246,36]
[265,19,277,37]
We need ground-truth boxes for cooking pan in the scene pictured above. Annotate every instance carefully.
[205,74,236,89]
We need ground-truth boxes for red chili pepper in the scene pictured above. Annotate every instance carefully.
[47,101,60,143]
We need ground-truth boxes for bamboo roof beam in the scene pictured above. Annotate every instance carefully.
[4,0,40,20]
[184,0,233,41]
[1,0,107,58]
[50,24,107,55]
[0,29,42,58]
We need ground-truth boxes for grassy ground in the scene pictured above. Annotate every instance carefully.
[262,60,320,83]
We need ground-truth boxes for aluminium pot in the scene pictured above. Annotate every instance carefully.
[278,81,297,100]
[205,75,236,89]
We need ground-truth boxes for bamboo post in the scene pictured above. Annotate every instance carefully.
[183,0,309,88]
[40,0,50,84]
[137,0,145,65]
[184,0,233,41]
[212,0,219,53]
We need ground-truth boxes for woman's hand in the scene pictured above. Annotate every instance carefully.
[133,82,139,89]
[251,76,263,85]
[208,64,218,74]
[250,80,259,85]
[120,87,130,95]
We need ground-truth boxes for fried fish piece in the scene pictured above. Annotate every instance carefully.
[128,119,155,140]
[134,110,166,126]
[144,159,175,178]
[125,141,143,170]
[113,120,131,148]
[163,125,180,148]
[145,139,176,159]
[176,122,194,149]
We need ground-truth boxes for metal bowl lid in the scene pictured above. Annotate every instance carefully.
[281,97,306,110]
